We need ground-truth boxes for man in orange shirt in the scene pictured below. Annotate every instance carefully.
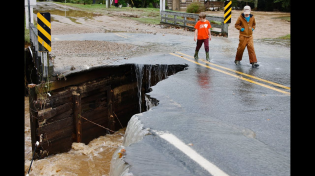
[194,12,212,61]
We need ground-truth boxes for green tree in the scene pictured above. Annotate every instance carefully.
[274,0,290,9]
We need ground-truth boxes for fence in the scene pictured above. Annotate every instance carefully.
[160,11,228,37]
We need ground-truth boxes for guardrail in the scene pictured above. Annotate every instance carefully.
[160,11,228,37]
[30,23,38,51]
[29,23,43,84]
[28,23,53,83]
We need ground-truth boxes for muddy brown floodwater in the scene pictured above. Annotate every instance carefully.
[25,97,126,176]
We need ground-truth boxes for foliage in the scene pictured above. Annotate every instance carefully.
[186,2,204,13]
[25,16,30,44]
[273,0,290,10]
[127,0,160,8]
[257,0,290,11]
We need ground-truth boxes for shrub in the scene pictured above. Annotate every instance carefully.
[186,2,205,13]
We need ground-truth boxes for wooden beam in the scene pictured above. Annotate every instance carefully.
[37,116,73,134]
[28,84,40,157]
[73,92,82,143]
[38,102,72,121]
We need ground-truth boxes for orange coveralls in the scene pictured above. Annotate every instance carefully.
[234,13,257,64]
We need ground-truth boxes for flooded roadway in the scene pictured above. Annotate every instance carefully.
[106,33,290,176]
[26,2,290,176]
[25,32,290,175]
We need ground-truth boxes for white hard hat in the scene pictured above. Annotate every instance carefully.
[244,5,251,14]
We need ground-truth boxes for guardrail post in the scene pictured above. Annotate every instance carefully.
[174,15,176,25]
[28,84,40,159]
[222,23,228,37]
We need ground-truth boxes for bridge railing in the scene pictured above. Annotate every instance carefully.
[30,23,38,52]
[29,23,43,84]
[160,11,228,37]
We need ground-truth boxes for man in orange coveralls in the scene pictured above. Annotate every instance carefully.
[234,5,259,68]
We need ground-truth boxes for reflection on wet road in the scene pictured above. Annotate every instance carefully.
[169,52,290,95]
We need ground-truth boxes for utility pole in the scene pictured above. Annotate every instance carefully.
[27,0,31,29]
[160,0,165,13]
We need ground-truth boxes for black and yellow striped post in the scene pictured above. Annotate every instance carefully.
[37,12,51,52]
[224,1,232,24]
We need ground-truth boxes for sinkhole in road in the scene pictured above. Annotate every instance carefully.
[25,62,188,159]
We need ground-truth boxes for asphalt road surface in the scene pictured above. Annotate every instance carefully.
[51,32,290,176]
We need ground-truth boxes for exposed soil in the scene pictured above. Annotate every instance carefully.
[29,2,290,74]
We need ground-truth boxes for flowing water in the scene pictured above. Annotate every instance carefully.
[134,64,144,113]
[134,64,169,113]
[109,114,150,176]
[25,64,174,176]
[24,97,126,176]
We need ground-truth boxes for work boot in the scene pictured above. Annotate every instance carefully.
[234,60,240,65]
[251,62,259,68]
[206,52,210,61]
[194,50,199,61]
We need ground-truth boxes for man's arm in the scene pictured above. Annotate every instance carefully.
[235,17,242,30]
[208,28,211,41]
[252,17,256,30]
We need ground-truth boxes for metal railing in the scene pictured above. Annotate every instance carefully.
[29,23,38,52]
[160,11,228,37]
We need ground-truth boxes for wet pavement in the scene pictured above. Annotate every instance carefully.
[51,32,290,175]
[28,2,290,175]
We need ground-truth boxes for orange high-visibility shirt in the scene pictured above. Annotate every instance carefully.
[194,20,211,40]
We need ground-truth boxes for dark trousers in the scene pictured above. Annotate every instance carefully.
[195,39,209,53]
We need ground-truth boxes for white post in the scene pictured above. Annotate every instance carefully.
[25,0,36,29]
[106,0,111,8]
[163,0,165,11]
[160,0,165,13]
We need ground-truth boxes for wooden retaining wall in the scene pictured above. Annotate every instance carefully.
[28,64,187,159]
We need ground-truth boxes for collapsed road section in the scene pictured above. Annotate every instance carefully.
[27,63,187,159]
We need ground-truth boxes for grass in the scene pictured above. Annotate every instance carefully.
[25,16,30,45]
[54,2,161,24]
[277,34,290,40]
[272,16,290,22]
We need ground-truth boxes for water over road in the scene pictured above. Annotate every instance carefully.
[51,31,290,176]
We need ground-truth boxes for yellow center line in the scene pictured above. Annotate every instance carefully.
[176,51,290,90]
[170,53,290,95]
[120,33,131,38]
[114,33,128,38]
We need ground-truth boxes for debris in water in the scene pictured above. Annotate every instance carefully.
[118,148,126,158]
